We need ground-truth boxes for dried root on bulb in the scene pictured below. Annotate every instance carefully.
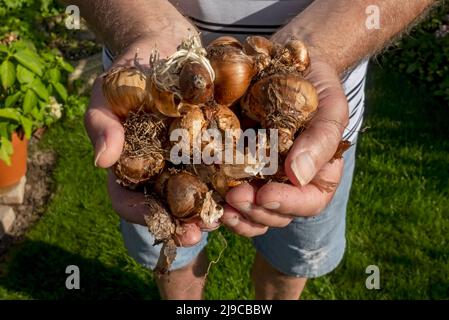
[150,35,215,117]
[114,111,168,187]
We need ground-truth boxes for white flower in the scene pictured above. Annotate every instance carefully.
[47,96,63,119]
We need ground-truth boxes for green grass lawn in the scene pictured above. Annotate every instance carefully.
[0,65,448,300]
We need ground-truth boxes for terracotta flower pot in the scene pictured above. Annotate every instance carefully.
[0,132,28,188]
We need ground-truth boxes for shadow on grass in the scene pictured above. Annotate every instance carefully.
[0,239,160,299]
[363,68,449,188]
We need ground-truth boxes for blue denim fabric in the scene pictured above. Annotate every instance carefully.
[119,144,356,276]
[253,144,357,277]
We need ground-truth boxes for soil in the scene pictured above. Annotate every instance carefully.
[0,138,56,257]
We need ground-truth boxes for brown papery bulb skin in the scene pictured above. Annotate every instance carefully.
[154,170,171,197]
[144,193,175,243]
[201,105,241,161]
[179,62,214,104]
[166,172,209,221]
[243,36,276,73]
[203,105,241,134]
[279,40,311,73]
[114,155,165,187]
[243,36,274,57]
[169,105,207,154]
[208,36,243,49]
[241,73,319,154]
[207,37,256,106]
[102,67,149,119]
[150,80,182,117]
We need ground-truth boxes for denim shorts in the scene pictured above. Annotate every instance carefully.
[120,144,356,278]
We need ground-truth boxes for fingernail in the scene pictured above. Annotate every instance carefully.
[201,220,221,231]
[262,201,280,210]
[291,152,315,186]
[94,135,107,167]
[223,216,239,227]
[233,202,252,213]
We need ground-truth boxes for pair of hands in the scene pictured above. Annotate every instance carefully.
[85,35,349,246]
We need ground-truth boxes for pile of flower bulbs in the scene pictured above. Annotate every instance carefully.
[102,35,321,273]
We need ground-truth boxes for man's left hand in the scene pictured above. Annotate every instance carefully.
[221,54,349,237]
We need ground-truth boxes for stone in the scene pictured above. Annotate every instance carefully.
[0,205,16,239]
[0,176,26,205]
[68,53,103,94]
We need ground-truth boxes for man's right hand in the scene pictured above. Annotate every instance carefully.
[85,37,218,247]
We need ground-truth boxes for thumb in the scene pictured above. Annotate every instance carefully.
[284,69,348,186]
[84,78,124,168]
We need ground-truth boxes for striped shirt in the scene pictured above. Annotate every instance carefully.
[103,0,367,142]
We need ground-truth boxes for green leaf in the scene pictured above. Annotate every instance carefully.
[53,82,68,101]
[5,92,21,108]
[23,89,38,114]
[0,123,8,138]
[0,137,13,166]
[38,100,48,109]
[40,51,55,62]
[31,105,44,122]
[49,68,61,83]
[20,116,33,139]
[10,40,36,53]
[0,60,16,90]
[57,57,74,73]
[13,49,44,77]
[1,136,13,154]
[29,78,49,101]
[0,108,20,121]
[46,84,53,95]
[0,44,8,54]
[16,64,35,84]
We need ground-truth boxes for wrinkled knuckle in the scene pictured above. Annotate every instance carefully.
[317,124,343,156]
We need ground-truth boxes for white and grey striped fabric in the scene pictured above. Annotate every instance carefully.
[103,0,367,142]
